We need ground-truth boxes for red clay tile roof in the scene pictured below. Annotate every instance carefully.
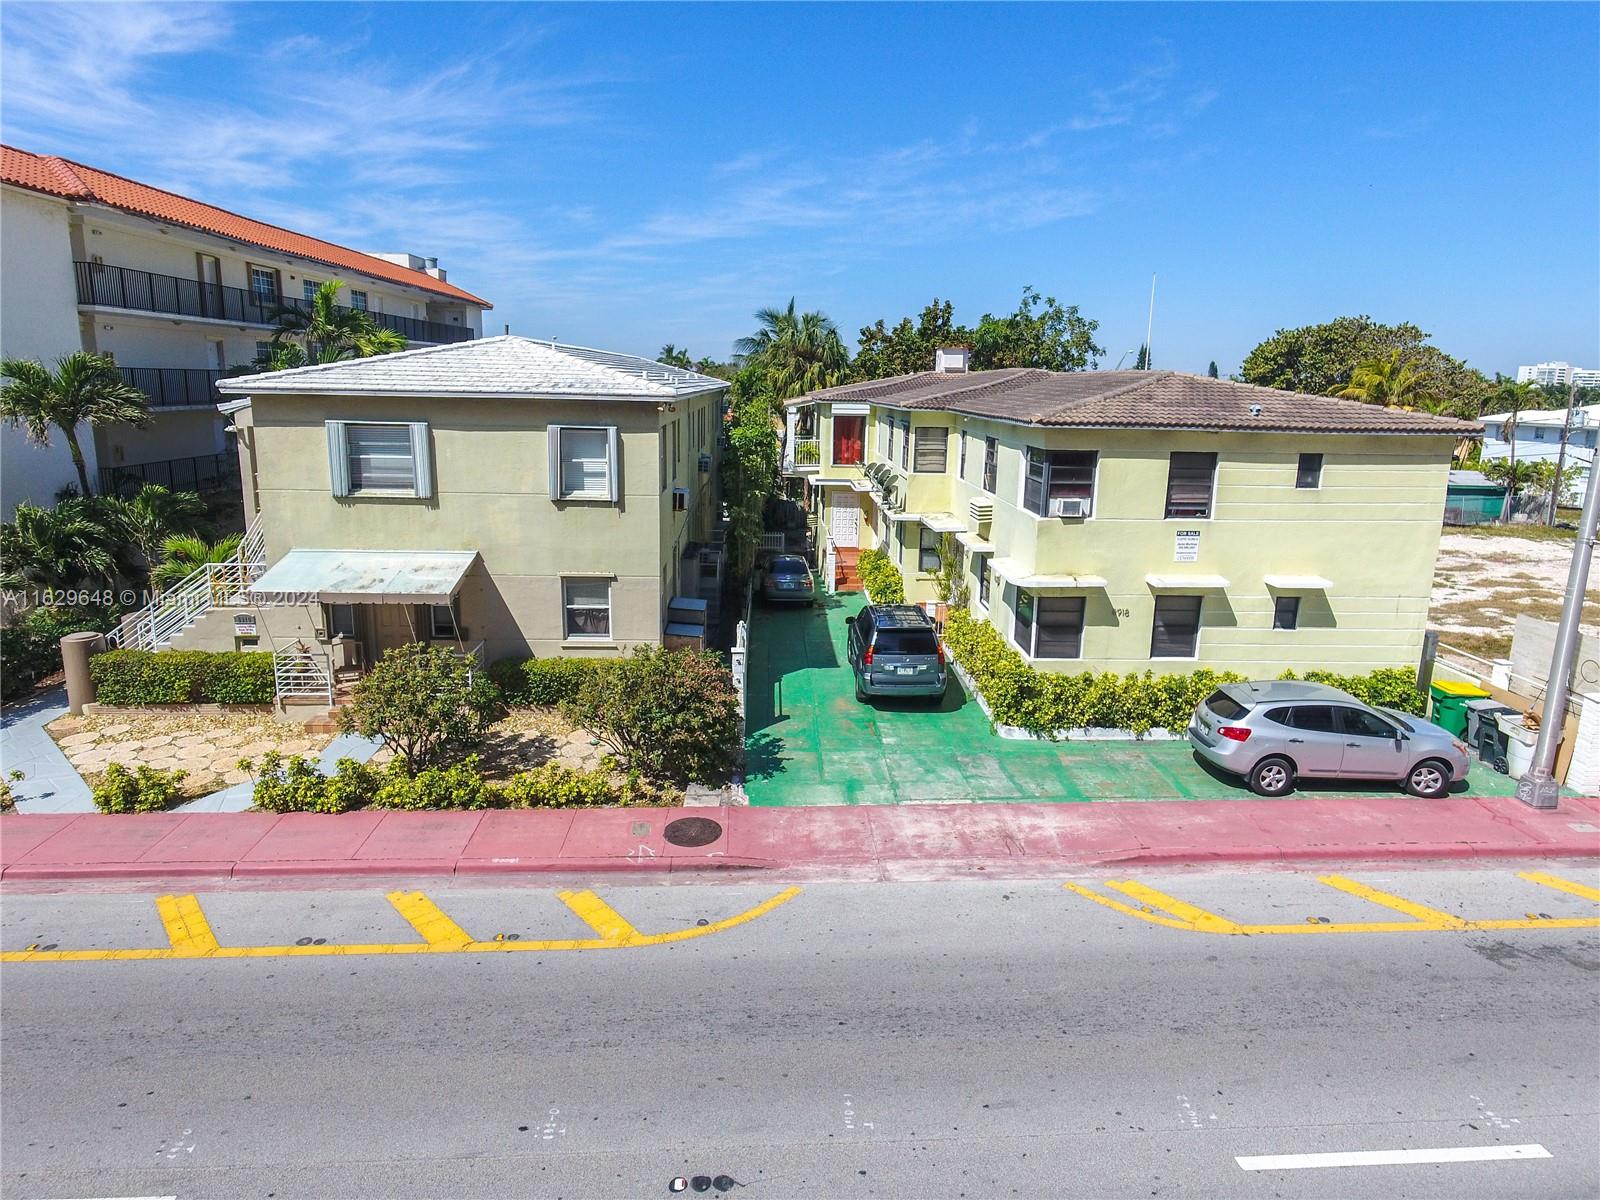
[805,368,1480,436]
[1,144,491,308]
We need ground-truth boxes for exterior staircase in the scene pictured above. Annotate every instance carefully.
[110,517,266,650]
[834,547,863,592]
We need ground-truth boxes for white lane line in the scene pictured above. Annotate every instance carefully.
[1237,1144,1552,1171]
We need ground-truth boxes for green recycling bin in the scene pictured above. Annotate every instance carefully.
[1428,679,1490,738]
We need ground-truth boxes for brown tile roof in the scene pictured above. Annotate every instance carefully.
[1,144,492,308]
[805,368,1480,436]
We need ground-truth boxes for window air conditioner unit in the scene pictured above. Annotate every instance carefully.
[968,498,995,524]
[1048,496,1087,518]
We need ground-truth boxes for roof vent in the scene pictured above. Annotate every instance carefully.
[1249,403,1263,417]
[935,346,970,374]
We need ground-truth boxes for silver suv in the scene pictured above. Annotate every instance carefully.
[1187,680,1470,798]
[845,605,948,702]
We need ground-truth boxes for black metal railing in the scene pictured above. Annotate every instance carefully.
[75,262,475,344]
[118,366,226,409]
[99,452,239,498]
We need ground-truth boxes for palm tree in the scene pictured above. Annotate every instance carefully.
[1481,458,1539,522]
[1326,349,1423,407]
[0,500,120,590]
[269,280,407,365]
[354,326,408,357]
[658,344,693,369]
[106,484,209,572]
[151,533,243,592]
[734,299,850,402]
[1,353,152,496]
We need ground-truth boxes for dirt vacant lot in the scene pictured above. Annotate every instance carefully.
[1430,527,1599,661]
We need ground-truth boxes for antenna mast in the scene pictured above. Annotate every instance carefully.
[1145,273,1157,370]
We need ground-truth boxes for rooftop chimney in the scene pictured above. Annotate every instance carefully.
[934,346,970,374]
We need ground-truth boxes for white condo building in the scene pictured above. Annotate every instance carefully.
[1514,361,1600,388]
[0,145,492,516]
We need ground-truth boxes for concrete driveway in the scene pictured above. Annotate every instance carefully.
[742,596,1522,806]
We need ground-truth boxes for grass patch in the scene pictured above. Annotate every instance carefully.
[1437,630,1512,661]
[1456,523,1577,544]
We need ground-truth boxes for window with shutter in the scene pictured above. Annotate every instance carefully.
[346,423,417,493]
[900,419,910,469]
[553,426,616,501]
[912,427,948,473]
[982,437,998,492]
[1164,452,1217,519]
[1150,594,1203,657]
[1013,590,1084,658]
[563,578,612,639]
[1023,448,1097,516]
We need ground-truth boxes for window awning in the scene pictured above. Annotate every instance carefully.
[991,557,1108,589]
[248,549,479,605]
[1263,574,1333,590]
[918,512,967,533]
[1145,573,1230,589]
[955,531,995,553]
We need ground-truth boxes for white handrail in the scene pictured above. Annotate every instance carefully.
[110,515,267,651]
[273,644,332,704]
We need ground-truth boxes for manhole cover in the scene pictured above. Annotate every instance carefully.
[663,817,723,848]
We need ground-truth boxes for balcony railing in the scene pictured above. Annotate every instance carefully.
[99,451,239,498]
[118,366,226,409]
[75,262,475,344]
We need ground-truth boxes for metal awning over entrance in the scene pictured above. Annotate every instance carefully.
[248,549,479,604]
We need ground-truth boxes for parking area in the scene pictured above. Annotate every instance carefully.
[742,596,1524,806]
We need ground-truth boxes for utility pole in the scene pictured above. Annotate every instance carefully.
[1547,379,1578,525]
[1517,461,1600,809]
[1144,274,1156,369]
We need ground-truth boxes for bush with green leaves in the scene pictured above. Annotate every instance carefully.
[496,761,635,808]
[487,655,609,706]
[372,756,494,811]
[338,642,502,773]
[562,646,741,784]
[856,547,905,603]
[942,609,1423,737]
[88,649,275,706]
[92,762,188,813]
[0,607,119,701]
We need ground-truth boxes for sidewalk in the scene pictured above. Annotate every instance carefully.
[3,794,1596,883]
[1,689,93,814]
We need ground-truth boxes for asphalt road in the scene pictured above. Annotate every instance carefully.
[2,863,1598,1199]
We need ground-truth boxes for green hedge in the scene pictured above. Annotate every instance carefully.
[857,547,905,603]
[89,649,275,706]
[942,609,1423,738]
[487,655,610,706]
[0,607,119,701]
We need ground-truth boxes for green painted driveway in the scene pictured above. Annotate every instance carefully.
[742,597,1523,806]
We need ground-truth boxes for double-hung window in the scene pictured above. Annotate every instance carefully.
[563,578,612,639]
[550,425,619,502]
[899,419,911,470]
[302,279,320,302]
[1013,590,1085,658]
[918,526,942,572]
[913,426,949,473]
[1150,595,1203,657]
[982,436,998,492]
[326,421,432,498]
[1296,453,1323,489]
[248,265,280,304]
[1164,452,1217,519]
[1022,448,1097,517]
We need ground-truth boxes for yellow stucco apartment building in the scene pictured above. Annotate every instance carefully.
[784,349,1478,675]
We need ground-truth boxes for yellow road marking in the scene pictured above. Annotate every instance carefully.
[558,889,643,944]
[1065,877,1600,936]
[156,894,220,955]
[0,886,803,963]
[388,890,474,948]
[1316,874,1469,928]
[1519,870,1600,903]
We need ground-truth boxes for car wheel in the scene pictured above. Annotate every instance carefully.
[1404,758,1452,798]
[854,678,869,703]
[1248,756,1296,797]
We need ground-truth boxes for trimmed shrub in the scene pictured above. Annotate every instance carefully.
[92,762,188,814]
[562,646,741,785]
[488,655,609,706]
[0,607,119,701]
[372,756,494,811]
[338,643,501,773]
[857,547,905,603]
[88,649,275,706]
[495,762,632,808]
[942,608,1423,737]
[242,752,378,814]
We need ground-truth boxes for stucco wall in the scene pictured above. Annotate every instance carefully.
[0,186,97,513]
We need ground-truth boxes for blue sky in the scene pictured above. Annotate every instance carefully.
[3,2,1596,376]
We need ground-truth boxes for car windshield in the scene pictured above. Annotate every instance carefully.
[874,628,938,655]
[1381,710,1417,733]
[1205,690,1250,720]
[770,557,808,574]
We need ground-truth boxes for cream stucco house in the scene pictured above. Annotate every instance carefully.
[111,337,728,699]
[786,350,1479,676]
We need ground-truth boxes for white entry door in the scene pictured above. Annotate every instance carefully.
[829,494,860,548]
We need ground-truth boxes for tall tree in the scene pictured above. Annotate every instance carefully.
[0,499,121,590]
[969,287,1103,372]
[733,299,850,402]
[1207,361,1220,378]
[1,353,152,497]
[105,484,208,572]
[1133,344,1149,371]
[853,298,968,380]
[657,344,693,369]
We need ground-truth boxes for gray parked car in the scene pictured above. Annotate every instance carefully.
[1187,680,1471,798]
[760,554,816,604]
[845,605,948,702]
